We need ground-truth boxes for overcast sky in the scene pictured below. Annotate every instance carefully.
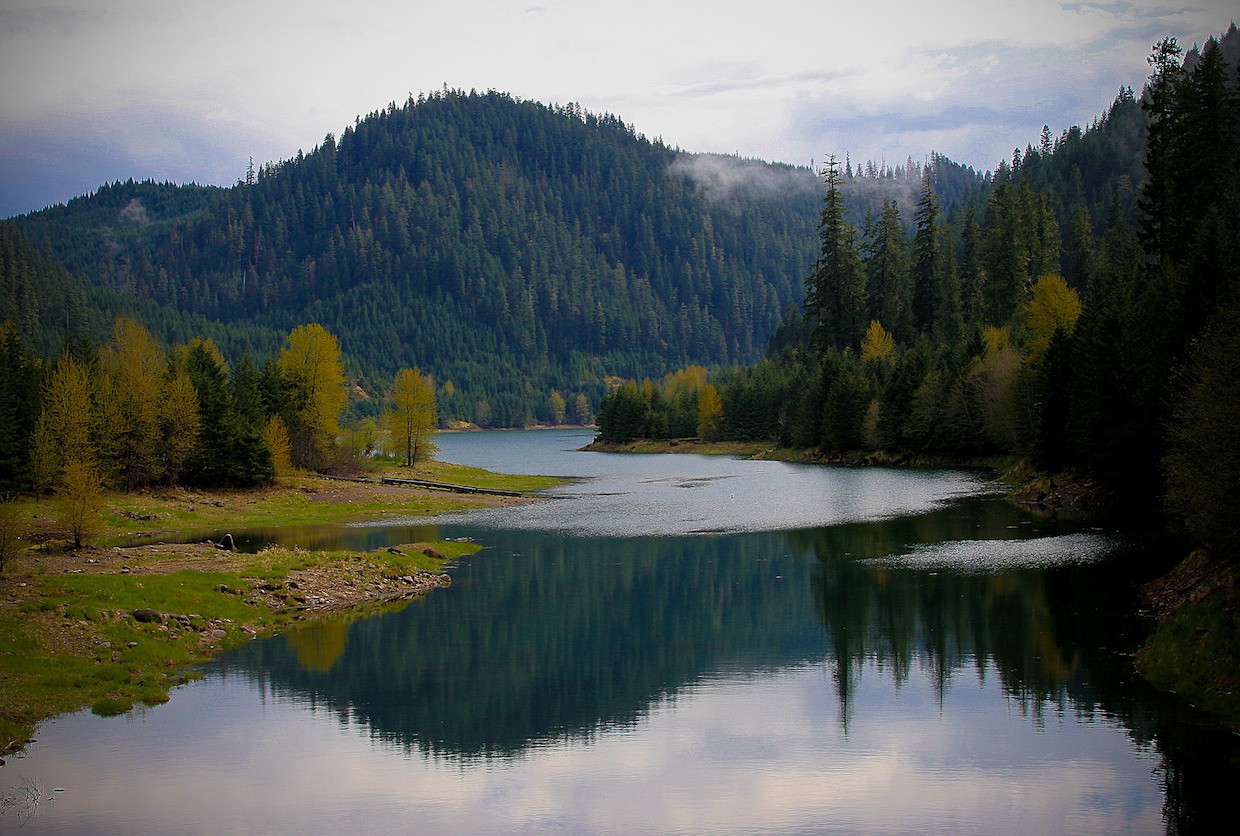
[1,0,1235,218]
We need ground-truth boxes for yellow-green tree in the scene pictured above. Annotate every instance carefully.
[279,324,347,470]
[573,394,592,425]
[56,459,104,549]
[1025,274,1081,362]
[548,391,567,425]
[101,316,167,489]
[385,368,438,467]
[31,351,95,493]
[697,383,724,441]
[860,320,897,364]
[159,367,201,486]
[263,415,293,480]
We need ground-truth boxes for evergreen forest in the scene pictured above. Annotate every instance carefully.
[597,26,1240,565]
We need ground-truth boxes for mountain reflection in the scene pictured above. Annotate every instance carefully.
[217,497,1126,755]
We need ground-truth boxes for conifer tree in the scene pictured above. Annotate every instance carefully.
[863,200,910,339]
[911,177,941,335]
[805,157,865,354]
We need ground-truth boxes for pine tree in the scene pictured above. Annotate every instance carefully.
[805,157,865,354]
[911,177,942,335]
[863,200,910,339]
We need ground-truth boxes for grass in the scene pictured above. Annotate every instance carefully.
[0,461,566,547]
[0,539,477,753]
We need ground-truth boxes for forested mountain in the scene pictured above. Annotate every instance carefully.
[5,92,823,425]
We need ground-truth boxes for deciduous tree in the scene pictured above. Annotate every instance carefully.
[279,324,347,470]
[860,320,897,365]
[696,384,723,441]
[101,316,167,490]
[1025,274,1082,362]
[56,459,104,549]
[386,368,438,467]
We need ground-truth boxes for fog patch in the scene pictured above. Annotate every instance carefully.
[119,197,150,225]
[670,153,818,203]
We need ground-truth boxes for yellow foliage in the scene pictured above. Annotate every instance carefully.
[982,325,1011,356]
[1025,273,1082,361]
[159,368,201,486]
[860,320,896,364]
[56,460,104,549]
[663,366,708,400]
[263,415,293,479]
[386,367,438,467]
[34,352,94,487]
[170,337,227,375]
[101,316,167,489]
[696,384,723,441]
[548,391,567,424]
[280,324,347,470]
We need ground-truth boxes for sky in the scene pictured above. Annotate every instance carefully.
[1,0,1236,219]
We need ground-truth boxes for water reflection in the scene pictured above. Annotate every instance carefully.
[7,431,1237,834]
[216,499,1135,760]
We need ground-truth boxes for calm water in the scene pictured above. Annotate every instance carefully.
[4,430,1237,834]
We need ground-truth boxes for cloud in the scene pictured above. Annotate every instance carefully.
[1,1,1237,215]
[0,108,281,218]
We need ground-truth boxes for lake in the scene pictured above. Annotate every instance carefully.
[3,429,1237,834]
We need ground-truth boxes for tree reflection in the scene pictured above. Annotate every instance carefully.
[214,500,1236,832]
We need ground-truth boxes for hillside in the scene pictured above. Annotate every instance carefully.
[4,89,998,426]
[7,92,817,425]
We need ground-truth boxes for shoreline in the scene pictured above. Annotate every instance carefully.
[0,467,547,759]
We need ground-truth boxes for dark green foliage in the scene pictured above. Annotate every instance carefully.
[1163,303,1240,558]
[805,158,866,354]
[182,343,273,487]
[863,200,911,338]
[10,91,825,426]
[0,326,42,493]
[910,179,941,336]
[595,382,646,444]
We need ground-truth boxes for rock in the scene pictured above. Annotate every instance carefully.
[126,641,138,648]
[214,533,236,551]
[387,546,406,555]
[132,608,163,624]
[422,547,447,561]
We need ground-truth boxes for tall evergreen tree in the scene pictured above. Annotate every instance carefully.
[805,157,865,354]
[863,200,910,339]
[910,177,942,335]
